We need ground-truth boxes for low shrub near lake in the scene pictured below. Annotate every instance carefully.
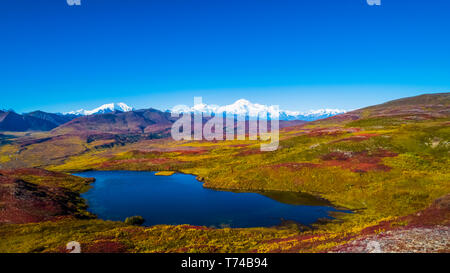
[125,216,145,226]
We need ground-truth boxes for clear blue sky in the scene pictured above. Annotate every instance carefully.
[1,0,449,113]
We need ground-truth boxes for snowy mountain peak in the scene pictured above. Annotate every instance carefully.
[64,99,345,121]
[233,99,251,105]
[65,103,133,116]
[172,99,346,121]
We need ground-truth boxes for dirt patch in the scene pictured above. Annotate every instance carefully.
[402,195,450,227]
[100,157,179,168]
[332,133,379,143]
[82,240,129,253]
[268,149,397,173]
[432,194,450,210]
[321,150,397,173]
[271,162,320,170]
[173,149,208,155]
[331,226,449,253]
[307,128,358,137]
[238,149,263,156]
[330,195,450,253]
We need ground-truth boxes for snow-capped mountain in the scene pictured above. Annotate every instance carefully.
[171,99,346,121]
[64,100,345,121]
[279,108,347,121]
[65,103,133,116]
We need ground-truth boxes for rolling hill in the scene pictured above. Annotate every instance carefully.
[0,93,448,253]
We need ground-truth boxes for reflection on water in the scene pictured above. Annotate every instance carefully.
[246,190,331,206]
[76,171,346,228]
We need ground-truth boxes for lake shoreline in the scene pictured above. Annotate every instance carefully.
[74,170,347,229]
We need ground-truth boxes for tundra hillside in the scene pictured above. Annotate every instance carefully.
[0,93,449,253]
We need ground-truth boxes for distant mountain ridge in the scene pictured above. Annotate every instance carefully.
[64,103,133,116]
[171,99,347,121]
[64,100,345,121]
[0,111,74,132]
[54,108,177,135]
[0,99,345,132]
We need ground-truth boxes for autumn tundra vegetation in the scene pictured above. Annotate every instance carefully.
[0,93,449,253]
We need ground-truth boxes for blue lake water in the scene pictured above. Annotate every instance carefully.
[76,171,343,228]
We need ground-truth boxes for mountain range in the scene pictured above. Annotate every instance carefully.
[54,108,177,135]
[64,102,133,116]
[171,99,346,121]
[0,100,346,132]
[0,110,73,132]
[65,100,346,120]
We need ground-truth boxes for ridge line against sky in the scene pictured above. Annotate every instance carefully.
[1,0,449,113]
[63,99,348,116]
[6,87,448,115]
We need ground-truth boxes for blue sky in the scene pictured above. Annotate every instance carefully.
[1,0,449,113]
